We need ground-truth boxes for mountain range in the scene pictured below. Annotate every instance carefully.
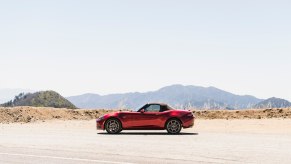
[1,85,290,110]
[67,84,290,110]
[253,97,291,109]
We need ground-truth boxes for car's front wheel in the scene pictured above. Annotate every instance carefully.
[166,118,182,134]
[105,118,122,134]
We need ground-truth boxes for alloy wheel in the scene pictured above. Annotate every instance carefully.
[105,119,121,134]
[166,119,182,134]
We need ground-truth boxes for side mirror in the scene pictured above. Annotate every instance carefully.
[140,109,145,113]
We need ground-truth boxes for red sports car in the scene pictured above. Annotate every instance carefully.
[96,103,195,134]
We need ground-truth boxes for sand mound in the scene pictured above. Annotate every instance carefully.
[1,107,291,123]
[193,108,291,119]
[0,106,109,123]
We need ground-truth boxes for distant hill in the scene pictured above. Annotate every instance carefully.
[67,84,263,110]
[1,91,77,109]
[254,97,291,109]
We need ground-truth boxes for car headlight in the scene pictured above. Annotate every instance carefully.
[97,116,105,121]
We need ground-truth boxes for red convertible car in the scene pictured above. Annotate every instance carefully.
[96,103,195,134]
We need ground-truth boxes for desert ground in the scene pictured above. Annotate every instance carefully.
[0,107,291,163]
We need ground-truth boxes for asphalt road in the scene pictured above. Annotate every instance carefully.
[0,119,291,164]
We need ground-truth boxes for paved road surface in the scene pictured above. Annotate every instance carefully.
[0,119,291,164]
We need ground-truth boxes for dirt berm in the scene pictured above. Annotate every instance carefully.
[0,107,108,123]
[0,107,290,123]
[193,108,291,119]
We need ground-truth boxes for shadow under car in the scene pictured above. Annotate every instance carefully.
[97,132,199,135]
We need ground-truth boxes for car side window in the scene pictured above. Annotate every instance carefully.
[145,105,160,112]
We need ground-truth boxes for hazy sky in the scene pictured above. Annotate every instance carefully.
[0,0,290,100]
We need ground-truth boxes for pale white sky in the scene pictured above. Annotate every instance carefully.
[0,0,290,100]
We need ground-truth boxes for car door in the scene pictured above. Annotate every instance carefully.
[121,104,163,129]
[120,111,145,129]
[139,104,163,129]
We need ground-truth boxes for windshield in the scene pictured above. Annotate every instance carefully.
[133,104,174,112]
[133,104,145,112]
[166,105,174,110]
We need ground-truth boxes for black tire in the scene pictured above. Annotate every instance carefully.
[166,118,182,134]
[105,118,122,134]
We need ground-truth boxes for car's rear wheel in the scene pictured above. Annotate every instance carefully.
[166,118,182,134]
[105,118,122,134]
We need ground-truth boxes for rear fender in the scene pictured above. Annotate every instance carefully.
[164,117,182,128]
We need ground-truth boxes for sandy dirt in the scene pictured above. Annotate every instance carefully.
[193,108,291,119]
[0,119,291,163]
[0,107,109,123]
[1,107,291,123]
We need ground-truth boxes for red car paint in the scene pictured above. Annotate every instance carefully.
[96,103,195,131]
